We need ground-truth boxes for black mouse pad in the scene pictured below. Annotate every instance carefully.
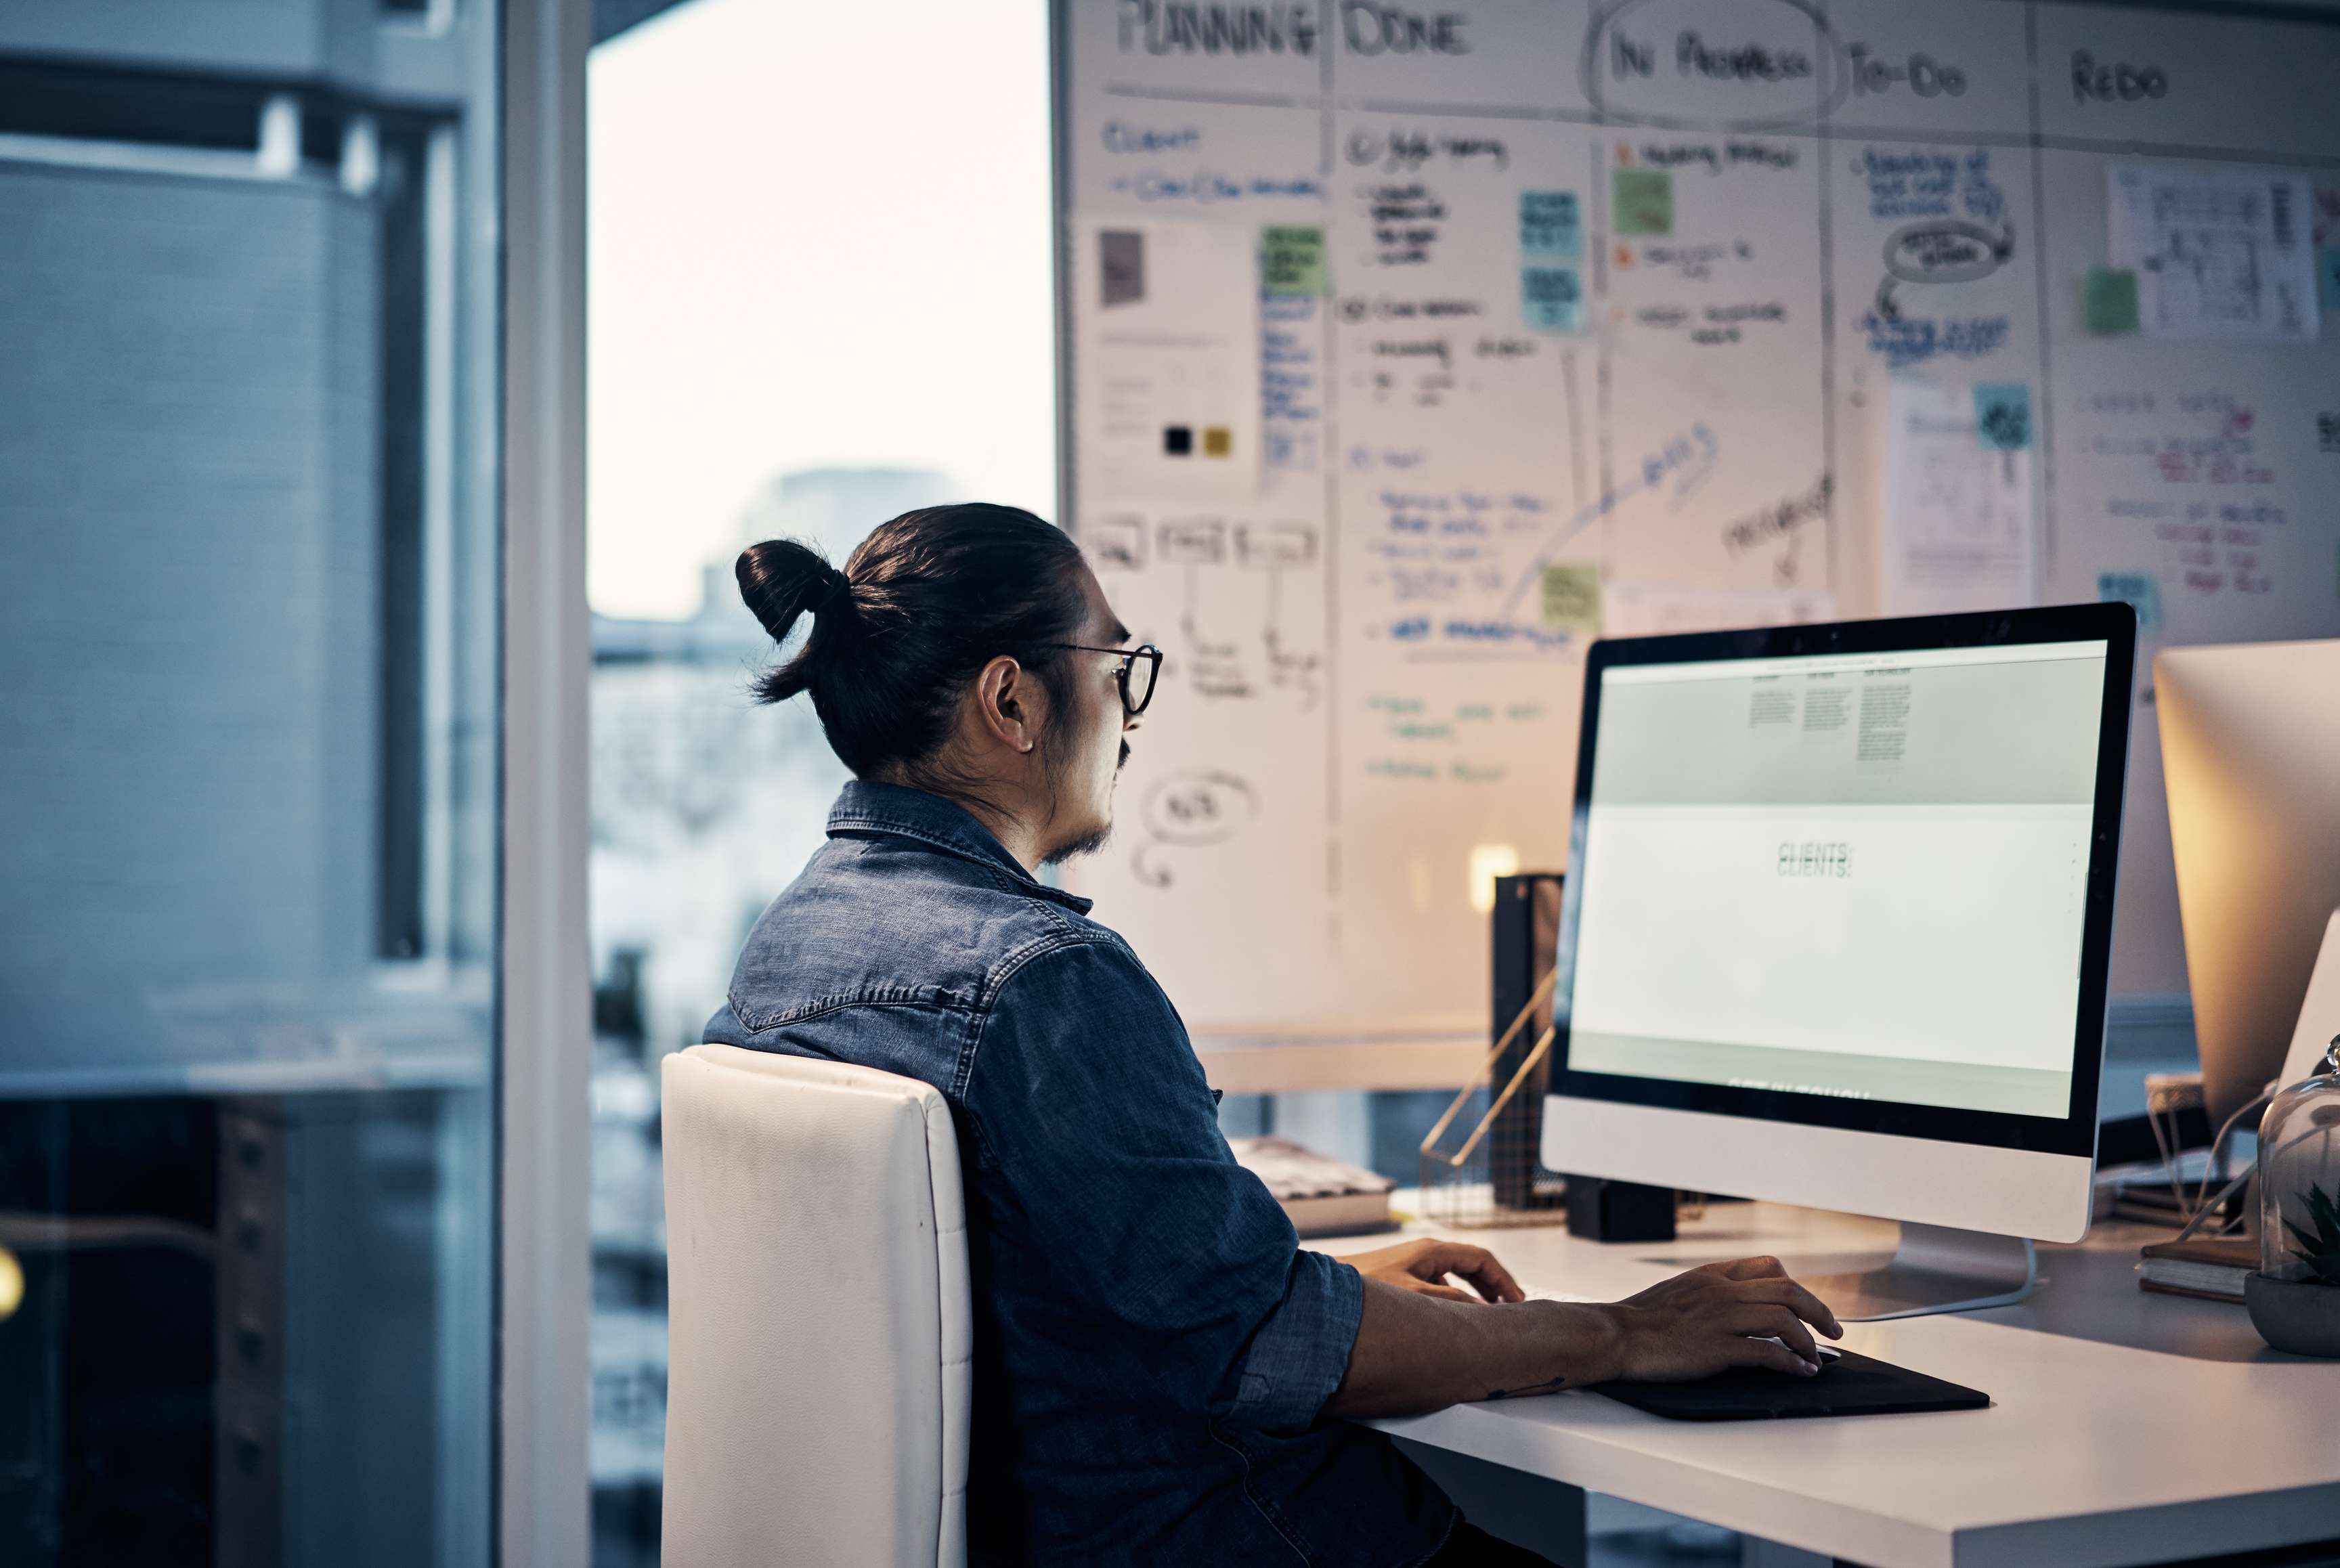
[1593,1350,1990,1420]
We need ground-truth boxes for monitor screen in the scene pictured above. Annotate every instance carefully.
[1564,638,2110,1122]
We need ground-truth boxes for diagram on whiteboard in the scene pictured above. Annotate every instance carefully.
[1056,0,2340,1035]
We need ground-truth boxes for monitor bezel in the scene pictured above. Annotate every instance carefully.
[1548,601,2136,1160]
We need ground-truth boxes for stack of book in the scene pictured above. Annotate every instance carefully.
[2108,1175,2251,1231]
[2136,1236,2256,1302]
[1228,1136,1397,1238]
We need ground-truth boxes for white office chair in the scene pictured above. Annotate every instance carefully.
[660,1043,971,1567]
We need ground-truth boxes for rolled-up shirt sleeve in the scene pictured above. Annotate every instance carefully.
[1227,1246,1364,1431]
[964,935,1363,1436]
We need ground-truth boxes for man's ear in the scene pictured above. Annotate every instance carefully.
[973,654,1039,755]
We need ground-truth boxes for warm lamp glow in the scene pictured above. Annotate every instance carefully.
[1468,844,1521,913]
[0,1246,22,1322]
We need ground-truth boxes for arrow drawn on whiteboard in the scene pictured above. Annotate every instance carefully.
[1500,424,1718,619]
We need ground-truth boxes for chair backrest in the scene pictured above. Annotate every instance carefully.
[661,1043,970,1568]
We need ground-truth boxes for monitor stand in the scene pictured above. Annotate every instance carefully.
[1798,1222,2037,1322]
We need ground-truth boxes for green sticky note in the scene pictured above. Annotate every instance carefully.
[2084,267,2140,335]
[1261,225,1327,297]
[1612,167,1672,238]
[1540,563,1602,633]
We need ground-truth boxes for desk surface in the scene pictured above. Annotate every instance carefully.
[1325,1202,2340,1568]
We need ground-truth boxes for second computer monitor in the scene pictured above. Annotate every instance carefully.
[1541,604,2135,1246]
[2159,638,2340,1125]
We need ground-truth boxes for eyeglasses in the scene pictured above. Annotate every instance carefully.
[1044,643,1162,718]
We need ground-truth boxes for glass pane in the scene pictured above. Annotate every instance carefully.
[586,2,1053,1559]
[0,14,501,1566]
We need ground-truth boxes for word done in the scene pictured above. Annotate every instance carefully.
[1341,2,1467,56]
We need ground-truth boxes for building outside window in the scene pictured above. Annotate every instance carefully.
[0,1,505,1563]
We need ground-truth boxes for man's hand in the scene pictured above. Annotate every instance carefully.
[1326,1250,1840,1419]
[1338,1238,1524,1305]
[1595,1255,1842,1380]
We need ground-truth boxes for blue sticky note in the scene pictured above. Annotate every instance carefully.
[1975,383,2031,451]
[1521,265,1584,332]
[1519,191,1582,259]
[2319,246,2340,313]
[2098,572,2163,635]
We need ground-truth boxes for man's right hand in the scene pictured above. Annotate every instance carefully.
[1327,1250,1844,1420]
[1595,1255,1842,1380]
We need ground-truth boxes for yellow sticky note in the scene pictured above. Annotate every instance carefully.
[1540,563,1601,632]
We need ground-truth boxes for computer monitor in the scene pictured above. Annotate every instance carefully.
[2158,640,2340,1125]
[1540,604,2136,1320]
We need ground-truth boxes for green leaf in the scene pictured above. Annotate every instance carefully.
[2309,1183,2340,1238]
[2280,1183,2340,1281]
[2296,1185,2340,1250]
[2314,1207,2340,1255]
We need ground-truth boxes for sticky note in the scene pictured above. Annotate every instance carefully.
[1521,266,1584,333]
[2083,267,2140,335]
[1261,225,1327,297]
[1519,191,1582,258]
[2318,247,2340,313]
[1202,426,1233,457]
[1974,383,2032,451]
[1613,168,1672,238]
[1539,563,1602,633]
[2098,572,2163,635]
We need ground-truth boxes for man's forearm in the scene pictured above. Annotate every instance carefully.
[1324,1278,1624,1420]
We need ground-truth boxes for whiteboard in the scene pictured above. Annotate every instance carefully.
[1054,0,2340,1040]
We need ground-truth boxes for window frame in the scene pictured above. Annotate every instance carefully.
[498,0,594,1561]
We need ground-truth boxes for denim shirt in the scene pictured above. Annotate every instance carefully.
[704,782,1458,1566]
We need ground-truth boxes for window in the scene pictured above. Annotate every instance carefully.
[586,2,1051,1559]
[0,11,501,1563]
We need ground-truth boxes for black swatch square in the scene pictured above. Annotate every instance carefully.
[1163,425,1194,456]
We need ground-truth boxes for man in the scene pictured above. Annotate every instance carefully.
[707,504,1839,1566]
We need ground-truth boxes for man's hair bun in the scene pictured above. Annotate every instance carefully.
[735,538,855,701]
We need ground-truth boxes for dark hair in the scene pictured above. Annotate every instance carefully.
[735,503,1090,783]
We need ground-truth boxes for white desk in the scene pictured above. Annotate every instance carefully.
[1323,1202,2340,1568]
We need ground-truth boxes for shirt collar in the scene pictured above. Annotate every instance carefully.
[826,781,1096,913]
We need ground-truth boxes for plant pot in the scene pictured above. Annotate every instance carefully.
[2244,1271,2340,1357]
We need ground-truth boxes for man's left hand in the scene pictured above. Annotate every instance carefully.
[1337,1238,1524,1305]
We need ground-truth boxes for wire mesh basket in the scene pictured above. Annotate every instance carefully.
[1418,960,1569,1229]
